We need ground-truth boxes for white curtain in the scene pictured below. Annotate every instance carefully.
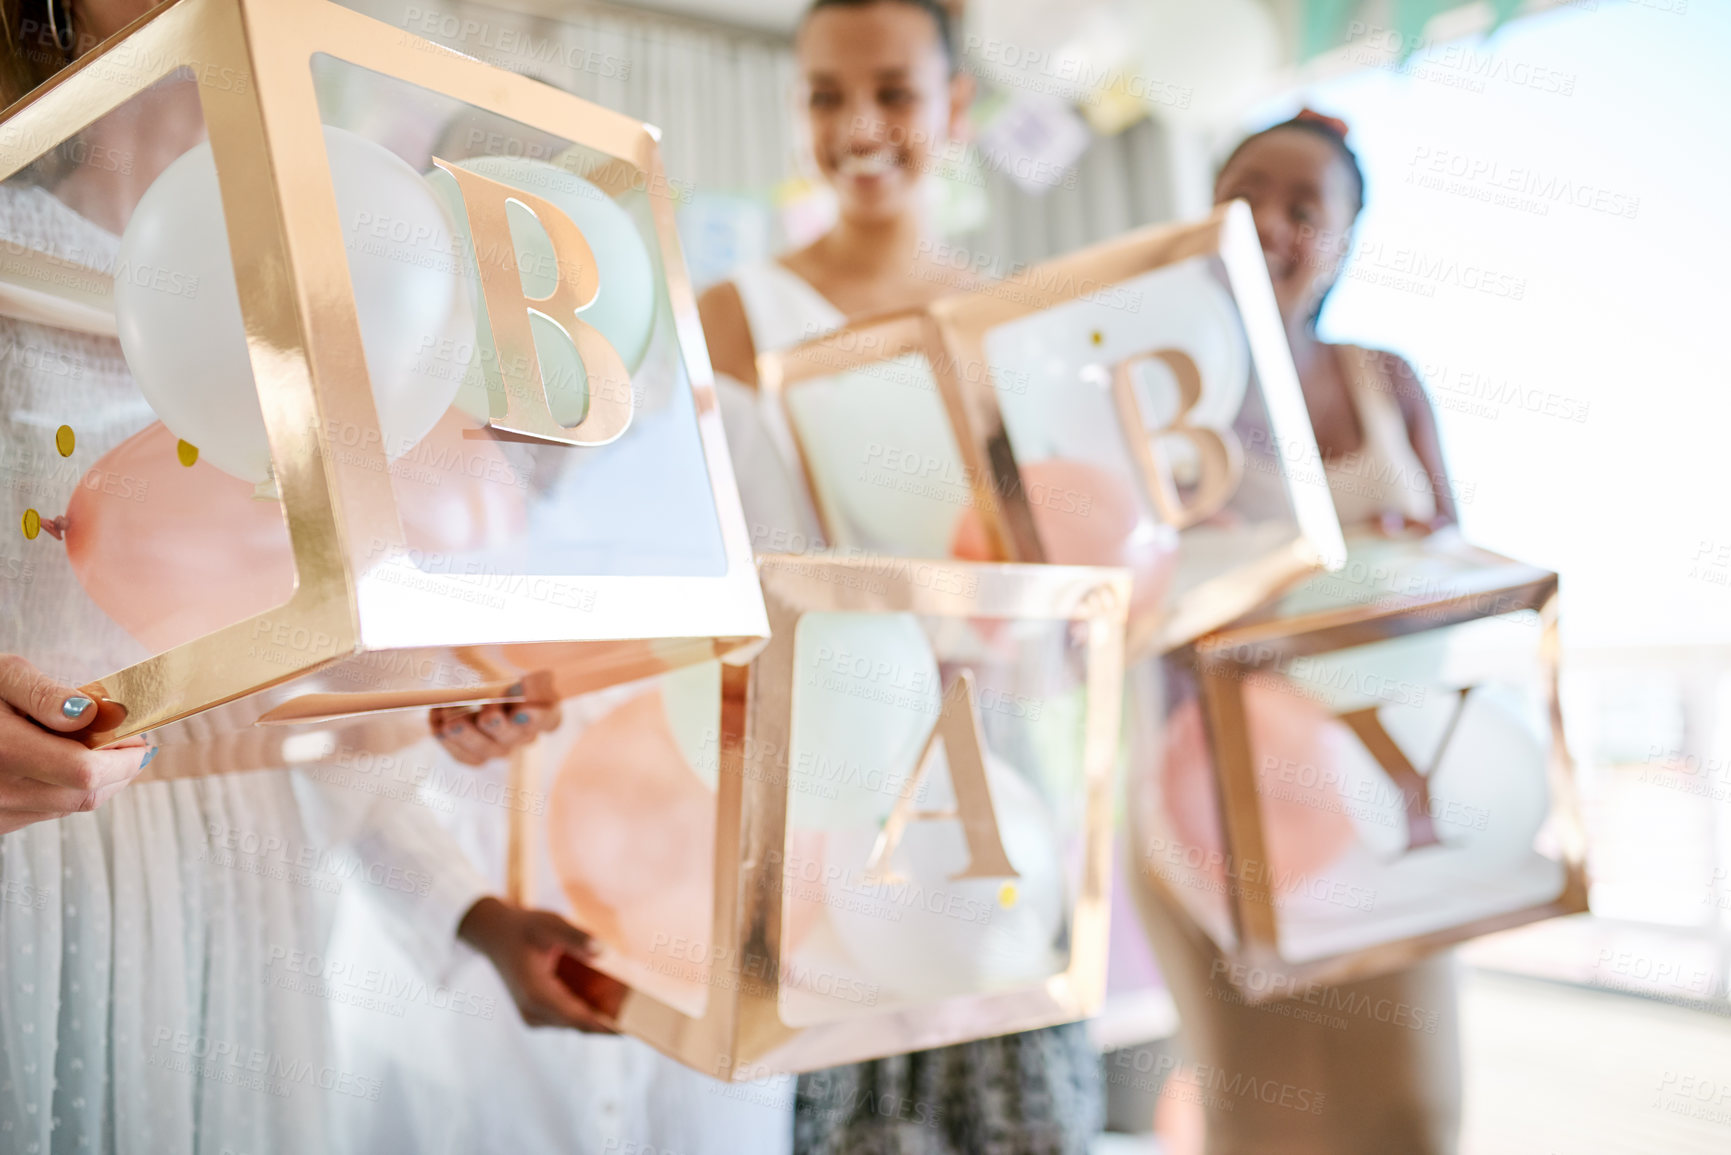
[342,0,1181,272]
[343,0,800,195]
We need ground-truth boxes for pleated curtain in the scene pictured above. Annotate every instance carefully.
[345,0,1181,272]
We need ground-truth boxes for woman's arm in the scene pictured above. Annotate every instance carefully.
[1384,353,1460,529]
[302,745,615,1033]
[0,656,152,834]
[697,281,759,388]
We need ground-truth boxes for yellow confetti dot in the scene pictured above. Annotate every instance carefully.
[176,440,199,467]
[54,425,74,457]
[21,509,40,540]
[1090,330,1104,346]
[997,882,1019,909]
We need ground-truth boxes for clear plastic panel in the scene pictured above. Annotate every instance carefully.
[529,664,722,1018]
[776,610,1091,1025]
[986,254,1304,616]
[1127,656,1239,951]
[783,352,972,560]
[1138,592,1565,965]
[1254,611,1563,963]
[310,55,726,578]
[0,69,300,685]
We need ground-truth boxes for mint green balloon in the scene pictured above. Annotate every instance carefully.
[459,155,658,377]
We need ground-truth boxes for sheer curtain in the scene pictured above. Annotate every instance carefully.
[342,0,799,191]
[343,0,1182,274]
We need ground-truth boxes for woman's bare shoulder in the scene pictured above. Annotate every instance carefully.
[1370,349,1437,424]
[696,280,757,387]
[1337,343,1430,409]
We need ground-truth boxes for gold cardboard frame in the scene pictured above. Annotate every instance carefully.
[0,0,767,749]
[756,203,1345,663]
[1176,543,1589,998]
[510,554,1130,1080]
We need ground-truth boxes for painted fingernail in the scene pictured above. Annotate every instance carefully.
[513,711,533,726]
[505,682,524,698]
[139,747,157,770]
[480,714,503,732]
[62,695,93,719]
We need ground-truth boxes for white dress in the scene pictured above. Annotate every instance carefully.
[0,184,494,1155]
[337,260,842,1155]
[713,260,841,550]
[1323,345,1438,527]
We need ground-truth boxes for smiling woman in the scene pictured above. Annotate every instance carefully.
[693,2,1104,1153]
[1213,112,1456,532]
[1118,110,1466,1155]
[698,0,979,387]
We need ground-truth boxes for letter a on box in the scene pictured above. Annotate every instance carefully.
[861,670,1018,885]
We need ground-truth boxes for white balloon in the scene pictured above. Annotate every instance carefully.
[986,257,1249,484]
[1310,684,1551,863]
[784,359,969,555]
[453,156,658,378]
[662,660,723,791]
[114,126,462,484]
[788,612,941,830]
[1327,720,1413,861]
[1273,685,1559,963]
[825,753,1069,997]
[1389,685,1550,863]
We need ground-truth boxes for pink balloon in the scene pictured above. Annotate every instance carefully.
[951,458,1178,622]
[1152,678,1358,893]
[65,421,296,653]
[549,687,828,992]
[550,689,717,975]
[61,414,525,654]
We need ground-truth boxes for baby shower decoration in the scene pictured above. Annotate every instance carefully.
[1132,530,1588,996]
[509,555,1130,1079]
[758,202,1347,661]
[0,0,766,759]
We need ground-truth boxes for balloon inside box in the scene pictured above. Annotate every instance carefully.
[0,0,766,753]
[756,203,1346,664]
[1128,531,1588,998]
[510,554,1130,1080]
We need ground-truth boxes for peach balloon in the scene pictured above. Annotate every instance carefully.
[951,458,1178,621]
[61,414,525,653]
[550,689,716,975]
[64,421,295,653]
[550,686,828,993]
[1156,677,1357,892]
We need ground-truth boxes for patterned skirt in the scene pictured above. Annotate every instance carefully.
[792,1023,1102,1155]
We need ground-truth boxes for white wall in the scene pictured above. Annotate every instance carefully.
[1252,1,1731,651]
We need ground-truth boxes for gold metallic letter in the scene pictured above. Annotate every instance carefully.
[432,158,633,447]
[1113,349,1244,529]
[862,668,1017,886]
[1339,687,1476,856]
[861,670,1019,885]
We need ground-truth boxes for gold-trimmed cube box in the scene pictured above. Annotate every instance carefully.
[1129,530,1588,999]
[509,554,1129,1079]
[755,203,1346,661]
[0,0,766,768]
